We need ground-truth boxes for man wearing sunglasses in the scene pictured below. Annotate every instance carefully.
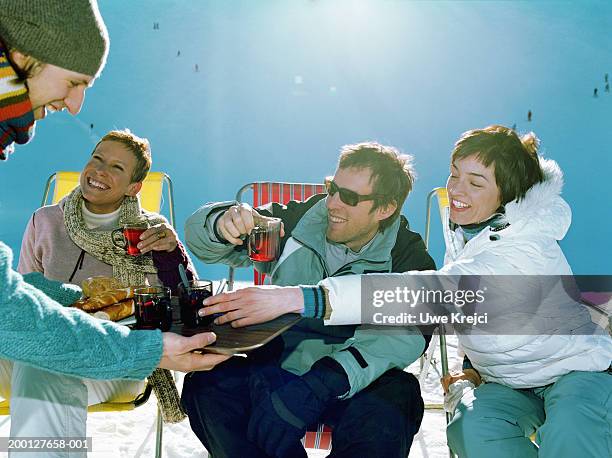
[184,142,435,458]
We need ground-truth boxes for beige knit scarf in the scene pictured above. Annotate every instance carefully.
[63,187,164,286]
[64,187,186,423]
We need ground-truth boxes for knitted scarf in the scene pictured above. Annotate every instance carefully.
[63,187,165,286]
[0,42,35,161]
[64,188,187,423]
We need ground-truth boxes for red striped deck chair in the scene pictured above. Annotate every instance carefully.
[228,181,326,290]
[229,181,333,451]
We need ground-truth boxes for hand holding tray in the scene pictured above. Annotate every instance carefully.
[168,297,301,355]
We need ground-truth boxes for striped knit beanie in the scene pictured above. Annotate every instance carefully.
[0,0,109,77]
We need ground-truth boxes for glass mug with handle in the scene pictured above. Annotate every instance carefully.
[178,279,214,328]
[133,286,173,331]
[246,216,282,263]
[112,216,149,256]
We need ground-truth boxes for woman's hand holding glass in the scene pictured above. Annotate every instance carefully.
[137,223,178,254]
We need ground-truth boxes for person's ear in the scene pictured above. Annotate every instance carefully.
[125,181,142,197]
[9,50,42,77]
[375,200,397,222]
[9,50,28,68]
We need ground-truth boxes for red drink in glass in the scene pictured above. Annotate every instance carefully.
[134,286,172,331]
[248,228,279,262]
[112,219,149,256]
[124,227,146,256]
[247,218,282,263]
[178,280,214,328]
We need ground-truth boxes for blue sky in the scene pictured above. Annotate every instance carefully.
[1,0,610,279]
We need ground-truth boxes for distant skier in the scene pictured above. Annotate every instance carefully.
[527,110,532,122]
[594,88,598,97]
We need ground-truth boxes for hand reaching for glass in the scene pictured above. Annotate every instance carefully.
[199,285,304,327]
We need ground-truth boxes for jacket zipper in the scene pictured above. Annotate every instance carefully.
[291,235,389,278]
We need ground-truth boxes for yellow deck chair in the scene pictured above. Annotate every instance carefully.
[0,381,162,456]
[0,386,153,412]
[0,171,177,458]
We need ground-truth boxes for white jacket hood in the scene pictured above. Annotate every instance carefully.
[503,157,571,242]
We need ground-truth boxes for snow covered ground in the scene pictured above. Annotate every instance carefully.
[0,280,461,458]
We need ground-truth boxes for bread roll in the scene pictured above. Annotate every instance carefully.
[78,287,134,311]
[82,276,124,297]
[72,298,88,310]
[92,299,135,322]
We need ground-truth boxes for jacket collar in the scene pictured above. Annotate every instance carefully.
[444,157,570,258]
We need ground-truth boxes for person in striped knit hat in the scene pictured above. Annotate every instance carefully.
[0,0,110,159]
[0,0,227,406]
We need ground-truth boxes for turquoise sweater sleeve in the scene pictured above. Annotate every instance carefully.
[0,242,162,380]
[22,272,82,306]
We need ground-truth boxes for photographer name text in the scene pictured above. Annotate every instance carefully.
[372,312,488,325]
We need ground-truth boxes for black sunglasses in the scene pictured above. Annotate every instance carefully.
[324,177,384,207]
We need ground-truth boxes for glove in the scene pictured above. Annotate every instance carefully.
[443,379,476,413]
[248,358,349,457]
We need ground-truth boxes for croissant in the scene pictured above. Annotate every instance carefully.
[92,299,135,322]
[78,287,134,312]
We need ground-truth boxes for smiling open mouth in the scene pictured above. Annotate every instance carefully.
[328,215,348,223]
[87,177,110,191]
[451,199,470,209]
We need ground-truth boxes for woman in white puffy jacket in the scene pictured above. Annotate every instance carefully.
[201,125,612,458]
[427,125,612,458]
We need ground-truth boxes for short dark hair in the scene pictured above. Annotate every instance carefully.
[451,125,544,205]
[94,129,152,183]
[338,141,415,231]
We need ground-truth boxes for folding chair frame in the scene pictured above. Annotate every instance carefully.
[425,187,454,457]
